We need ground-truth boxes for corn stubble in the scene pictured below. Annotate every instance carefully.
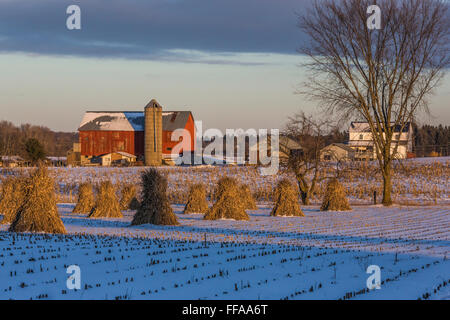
[320,178,352,211]
[131,168,179,226]
[9,166,66,234]
[0,176,27,224]
[119,184,140,210]
[72,182,95,214]
[204,177,249,221]
[271,179,304,217]
[183,183,208,214]
[240,184,258,210]
[89,181,123,218]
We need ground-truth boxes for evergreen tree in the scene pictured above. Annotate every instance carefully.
[24,138,46,163]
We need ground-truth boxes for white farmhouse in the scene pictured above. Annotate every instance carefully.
[349,122,413,160]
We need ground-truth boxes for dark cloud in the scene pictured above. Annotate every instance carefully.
[0,0,311,61]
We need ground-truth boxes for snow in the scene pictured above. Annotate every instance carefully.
[406,156,450,164]
[34,162,448,206]
[78,111,185,132]
[79,112,137,131]
[0,204,449,300]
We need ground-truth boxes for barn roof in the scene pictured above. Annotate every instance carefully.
[323,143,355,153]
[279,136,302,150]
[78,111,192,132]
[0,155,24,162]
[98,151,137,159]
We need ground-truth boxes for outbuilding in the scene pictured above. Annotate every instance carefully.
[97,151,137,166]
[320,143,355,162]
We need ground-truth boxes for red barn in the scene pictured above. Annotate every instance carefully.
[78,109,195,163]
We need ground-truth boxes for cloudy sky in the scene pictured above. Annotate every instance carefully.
[0,0,449,132]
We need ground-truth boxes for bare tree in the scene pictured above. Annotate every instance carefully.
[285,112,333,205]
[0,120,77,157]
[298,0,450,205]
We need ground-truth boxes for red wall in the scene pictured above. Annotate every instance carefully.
[162,114,196,155]
[80,114,195,157]
[79,131,143,157]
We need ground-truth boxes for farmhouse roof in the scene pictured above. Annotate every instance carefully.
[260,135,302,151]
[350,122,411,133]
[78,111,192,132]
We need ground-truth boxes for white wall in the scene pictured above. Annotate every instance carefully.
[101,154,112,166]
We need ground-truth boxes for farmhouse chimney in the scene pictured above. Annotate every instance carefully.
[144,99,163,166]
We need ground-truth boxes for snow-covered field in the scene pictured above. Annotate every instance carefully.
[1,204,449,300]
[2,157,448,205]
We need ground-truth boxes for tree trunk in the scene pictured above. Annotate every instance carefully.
[296,177,310,205]
[300,190,310,205]
[381,163,393,206]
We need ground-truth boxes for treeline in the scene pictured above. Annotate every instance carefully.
[0,120,447,158]
[0,121,78,157]
[413,124,450,157]
[323,129,348,145]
